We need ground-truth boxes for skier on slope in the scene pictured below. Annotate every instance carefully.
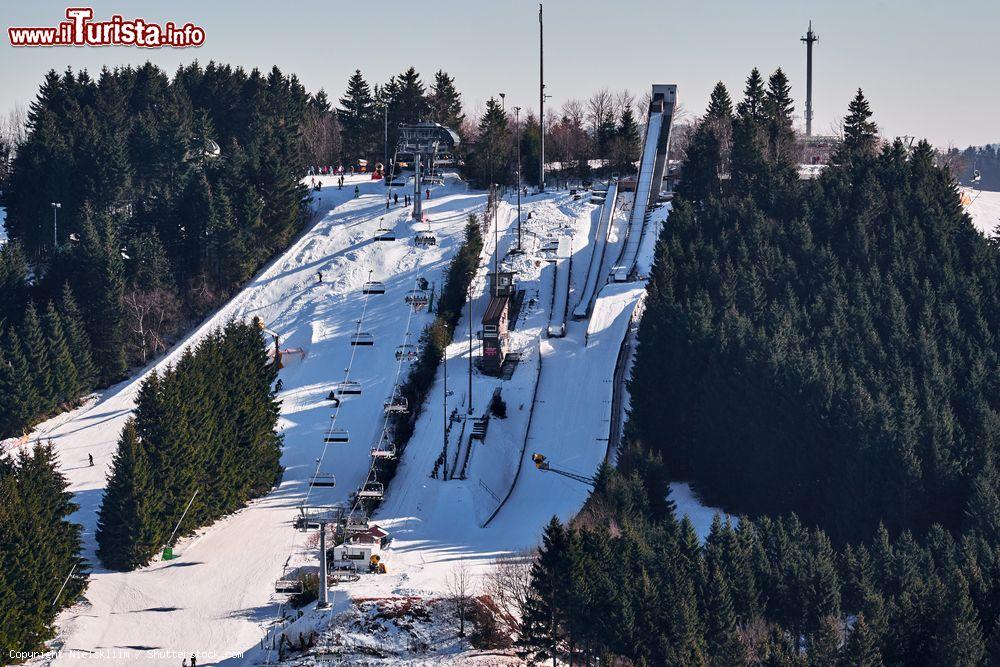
[88,453,94,467]
[394,193,398,205]
[354,185,360,198]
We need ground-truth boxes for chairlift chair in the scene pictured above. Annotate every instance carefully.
[384,395,409,415]
[357,481,385,499]
[395,344,418,361]
[404,290,429,306]
[374,226,396,242]
[362,281,386,295]
[274,577,303,594]
[324,428,349,444]
[350,332,375,346]
[334,380,362,396]
[414,233,438,247]
[345,515,370,533]
[310,472,336,487]
[371,444,398,460]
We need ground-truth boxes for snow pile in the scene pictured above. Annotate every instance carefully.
[278,597,519,666]
[963,187,1000,237]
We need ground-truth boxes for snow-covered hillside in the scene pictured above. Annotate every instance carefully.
[964,187,1000,237]
[14,174,720,666]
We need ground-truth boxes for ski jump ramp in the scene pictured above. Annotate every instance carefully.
[612,84,676,282]
[572,181,618,319]
[547,236,573,337]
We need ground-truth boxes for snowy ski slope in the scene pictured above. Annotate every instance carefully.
[964,187,1000,237]
[16,173,485,666]
[16,176,720,666]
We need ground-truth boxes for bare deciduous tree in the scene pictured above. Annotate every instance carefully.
[447,564,476,639]
[586,88,614,137]
[484,552,533,637]
[300,108,341,168]
[123,287,181,364]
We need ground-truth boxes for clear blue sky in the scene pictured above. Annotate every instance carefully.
[2,0,996,148]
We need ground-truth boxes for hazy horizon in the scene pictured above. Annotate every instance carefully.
[1,0,996,148]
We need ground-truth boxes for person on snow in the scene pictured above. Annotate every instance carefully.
[393,193,398,205]
[88,453,94,467]
[425,189,431,200]
[354,185,360,198]
[317,270,323,284]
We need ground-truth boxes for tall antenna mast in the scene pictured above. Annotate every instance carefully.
[801,21,818,137]
[538,3,545,192]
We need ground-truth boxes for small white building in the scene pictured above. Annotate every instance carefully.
[332,525,389,572]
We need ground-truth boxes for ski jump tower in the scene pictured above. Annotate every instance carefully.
[612,84,677,282]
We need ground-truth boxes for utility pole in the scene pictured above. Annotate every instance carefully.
[412,152,422,221]
[468,286,473,415]
[493,186,499,280]
[442,342,448,479]
[513,107,523,251]
[317,521,329,607]
[538,3,546,193]
[801,21,818,137]
[51,202,61,248]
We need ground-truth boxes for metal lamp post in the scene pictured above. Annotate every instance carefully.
[51,202,61,248]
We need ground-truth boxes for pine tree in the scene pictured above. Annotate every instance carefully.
[337,70,377,161]
[43,301,80,406]
[704,562,747,665]
[21,302,55,413]
[96,419,152,570]
[707,81,733,119]
[763,68,795,165]
[428,70,465,132]
[520,516,569,663]
[1,332,42,434]
[932,571,985,666]
[0,241,30,327]
[807,615,841,666]
[469,97,511,189]
[77,213,127,385]
[844,614,884,666]
[840,89,878,159]
[736,68,767,123]
[58,283,97,392]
